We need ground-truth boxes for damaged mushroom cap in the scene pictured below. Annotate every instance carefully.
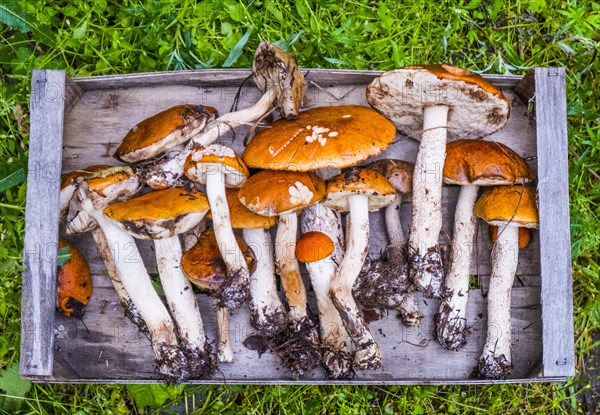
[366,64,509,141]
[184,145,249,187]
[114,105,218,163]
[181,229,257,292]
[57,239,92,319]
[489,225,531,249]
[103,187,210,239]
[296,231,335,263]
[474,186,539,228]
[238,170,326,217]
[208,188,277,229]
[324,168,397,212]
[60,165,112,221]
[242,105,396,171]
[444,139,536,186]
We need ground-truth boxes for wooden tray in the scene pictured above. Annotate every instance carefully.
[20,68,574,384]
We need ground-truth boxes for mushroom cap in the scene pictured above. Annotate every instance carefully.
[114,105,218,163]
[324,168,397,212]
[60,165,112,222]
[184,144,249,187]
[238,170,326,217]
[366,64,510,141]
[181,229,257,292]
[443,139,535,186]
[242,105,396,171]
[207,188,277,229]
[295,231,335,263]
[57,239,92,318]
[474,186,539,228]
[103,187,210,240]
[368,158,414,194]
[489,225,531,249]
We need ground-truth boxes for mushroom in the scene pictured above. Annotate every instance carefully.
[114,104,218,163]
[436,139,535,350]
[56,239,92,319]
[323,168,397,370]
[366,64,510,299]
[184,144,250,310]
[472,186,539,378]
[103,187,215,377]
[489,225,530,248]
[181,229,257,363]
[238,169,326,376]
[72,179,188,382]
[144,41,305,189]
[296,229,353,379]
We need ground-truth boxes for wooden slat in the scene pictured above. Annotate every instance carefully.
[20,70,66,377]
[534,68,575,377]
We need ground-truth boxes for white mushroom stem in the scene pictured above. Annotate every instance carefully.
[477,225,519,378]
[216,306,234,363]
[275,213,308,324]
[78,193,187,381]
[154,237,209,361]
[329,194,381,370]
[436,184,479,349]
[243,228,287,335]
[206,170,250,310]
[147,91,275,189]
[408,104,449,298]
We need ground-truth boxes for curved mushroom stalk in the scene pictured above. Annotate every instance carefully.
[243,228,288,336]
[436,184,478,349]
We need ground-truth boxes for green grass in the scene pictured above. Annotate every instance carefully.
[1,0,599,413]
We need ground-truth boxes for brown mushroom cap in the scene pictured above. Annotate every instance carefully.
[366,64,510,141]
[184,144,249,187]
[103,188,209,239]
[324,168,397,212]
[489,225,531,249]
[60,165,112,222]
[242,105,396,171]
[368,159,414,194]
[443,139,535,186]
[295,231,335,263]
[114,105,218,163]
[474,186,539,228]
[57,239,92,318]
[238,170,326,217]
[181,229,257,292]
[207,188,277,229]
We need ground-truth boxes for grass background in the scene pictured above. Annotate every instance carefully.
[1,0,599,413]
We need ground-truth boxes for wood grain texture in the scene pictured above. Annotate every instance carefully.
[20,70,66,377]
[534,68,575,377]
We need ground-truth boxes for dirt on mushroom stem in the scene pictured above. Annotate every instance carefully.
[408,244,448,299]
[216,267,250,309]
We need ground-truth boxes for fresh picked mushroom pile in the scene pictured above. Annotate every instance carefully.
[59,44,540,382]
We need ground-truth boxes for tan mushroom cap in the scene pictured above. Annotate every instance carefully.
[474,186,539,228]
[114,104,218,163]
[207,188,277,229]
[103,188,209,239]
[57,239,92,318]
[443,139,535,186]
[60,165,112,222]
[184,144,249,187]
[242,105,396,171]
[368,159,414,194]
[295,231,334,263]
[324,168,397,212]
[366,64,510,141]
[489,225,531,249]
[181,229,257,292]
[238,170,326,217]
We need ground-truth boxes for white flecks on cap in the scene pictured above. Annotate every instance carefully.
[305,125,335,147]
[288,181,314,205]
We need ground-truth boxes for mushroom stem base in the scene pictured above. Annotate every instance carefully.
[408,244,446,299]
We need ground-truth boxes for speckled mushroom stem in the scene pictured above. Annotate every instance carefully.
[146,92,275,190]
[329,194,382,370]
[408,104,449,299]
[476,225,519,378]
[205,171,250,310]
[216,306,234,363]
[77,190,188,382]
[385,194,423,326]
[436,184,479,349]
[154,237,214,376]
[243,228,288,336]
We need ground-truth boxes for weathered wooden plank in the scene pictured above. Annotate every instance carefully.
[20,70,66,377]
[534,68,574,377]
[49,286,542,382]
